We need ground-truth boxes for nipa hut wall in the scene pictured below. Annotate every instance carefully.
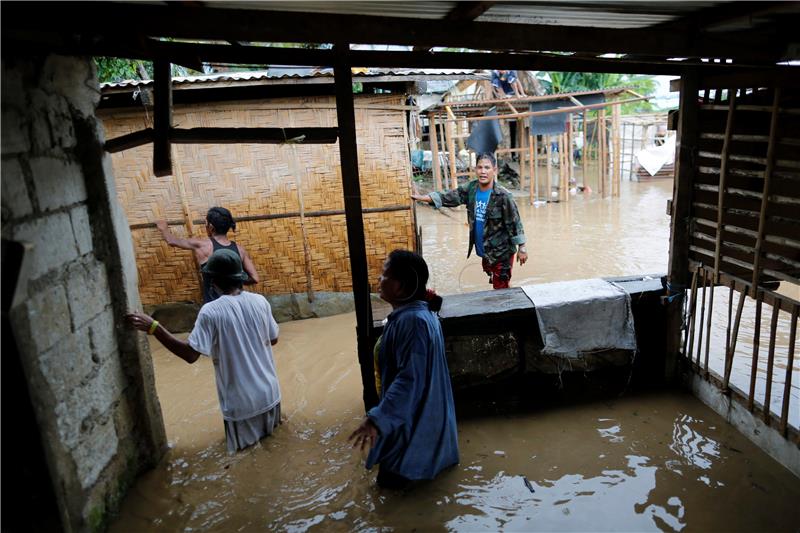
[100,94,416,305]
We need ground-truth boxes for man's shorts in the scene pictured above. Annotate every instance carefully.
[482,255,514,289]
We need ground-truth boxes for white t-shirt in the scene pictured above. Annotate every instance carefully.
[188,291,280,421]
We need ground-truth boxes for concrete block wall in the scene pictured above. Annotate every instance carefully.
[2,55,166,531]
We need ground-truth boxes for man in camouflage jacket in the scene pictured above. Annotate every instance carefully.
[412,154,527,289]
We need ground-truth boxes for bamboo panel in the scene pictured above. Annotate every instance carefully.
[101,94,416,305]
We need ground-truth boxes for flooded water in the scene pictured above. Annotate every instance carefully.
[111,179,800,532]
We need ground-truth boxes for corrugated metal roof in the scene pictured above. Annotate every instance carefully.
[198,1,720,29]
[100,68,487,93]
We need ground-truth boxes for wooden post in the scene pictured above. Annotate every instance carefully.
[780,304,798,435]
[428,112,442,191]
[599,109,607,197]
[333,44,375,410]
[445,105,465,152]
[545,135,553,201]
[612,103,621,197]
[153,60,172,177]
[529,133,535,205]
[763,300,781,424]
[558,134,565,202]
[438,118,450,187]
[519,122,527,191]
[582,112,588,190]
[713,88,737,283]
[666,70,700,383]
[445,117,458,189]
[747,291,763,411]
[751,88,782,294]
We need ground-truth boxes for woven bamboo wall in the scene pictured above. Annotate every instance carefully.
[100,94,416,305]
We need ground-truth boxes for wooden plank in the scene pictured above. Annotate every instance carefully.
[288,144,315,303]
[105,128,154,153]
[333,45,375,410]
[763,298,781,424]
[171,145,203,302]
[611,103,621,197]
[696,267,708,367]
[748,290,763,411]
[752,89,783,294]
[780,304,798,435]
[713,88,738,282]
[668,71,699,291]
[723,282,747,391]
[528,135,539,205]
[152,59,172,177]
[170,127,339,144]
[684,267,700,361]
[428,113,443,191]
[445,118,458,189]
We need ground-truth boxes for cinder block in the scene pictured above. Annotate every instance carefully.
[29,90,75,151]
[10,212,79,280]
[1,158,33,218]
[73,417,119,489]
[38,325,95,399]
[30,156,86,211]
[42,55,100,118]
[21,283,72,354]
[88,308,118,364]
[70,205,93,256]
[66,259,110,329]
[1,107,31,154]
[53,352,125,449]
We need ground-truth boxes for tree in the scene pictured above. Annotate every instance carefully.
[536,72,657,113]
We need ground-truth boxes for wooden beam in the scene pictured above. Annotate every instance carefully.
[333,44,375,410]
[6,2,789,64]
[413,1,495,52]
[152,60,172,177]
[713,89,737,282]
[428,113,443,191]
[751,89,782,293]
[105,127,339,153]
[444,96,650,124]
[666,69,701,383]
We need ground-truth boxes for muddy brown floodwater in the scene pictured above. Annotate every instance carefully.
[112,180,800,532]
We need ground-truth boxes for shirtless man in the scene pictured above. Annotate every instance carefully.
[157,206,259,302]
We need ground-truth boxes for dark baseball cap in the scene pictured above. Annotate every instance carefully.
[201,249,249,281]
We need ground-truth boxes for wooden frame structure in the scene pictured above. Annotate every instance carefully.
[5,1,798,414]
[425,88,644,203]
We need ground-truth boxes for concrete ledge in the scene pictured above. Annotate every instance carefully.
[688,373,800,479]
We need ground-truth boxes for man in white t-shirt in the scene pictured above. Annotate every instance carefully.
[127,248,281,452]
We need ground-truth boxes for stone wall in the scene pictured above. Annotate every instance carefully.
[1,55,166,531]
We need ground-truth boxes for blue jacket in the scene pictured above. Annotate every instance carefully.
[367,300,459,479]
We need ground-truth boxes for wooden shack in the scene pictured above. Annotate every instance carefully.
[99,86,417,306]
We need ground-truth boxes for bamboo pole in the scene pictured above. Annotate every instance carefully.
[443,96,650,124]
[751,88,782,294]
[428,113,442,191]
[703,277,716,376]
[519,122,527,191]
[713,88,738,283]
[763,299,781,424]
[438,118,450,188]
[581,112,588,189]
[445,105,466,152]
[612,103,621,197]
[568,115,575,191]
[723,283,746,391]
[780,304,798,435]
[684,267,700,361]
[695,268,708,368]
[445,117,458,189]
[558,134,565,202]
[546,135,553,201]
[599,109,607,197]
[171,145,203,302]
[748,290,763,411]
[289,144,315,302]
[529,133,535,205]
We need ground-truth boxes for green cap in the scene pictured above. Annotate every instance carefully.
[201,249,248,281]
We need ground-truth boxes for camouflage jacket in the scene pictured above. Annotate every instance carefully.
[430,180,526,264]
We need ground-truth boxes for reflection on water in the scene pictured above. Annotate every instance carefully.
[111,315,800,532]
